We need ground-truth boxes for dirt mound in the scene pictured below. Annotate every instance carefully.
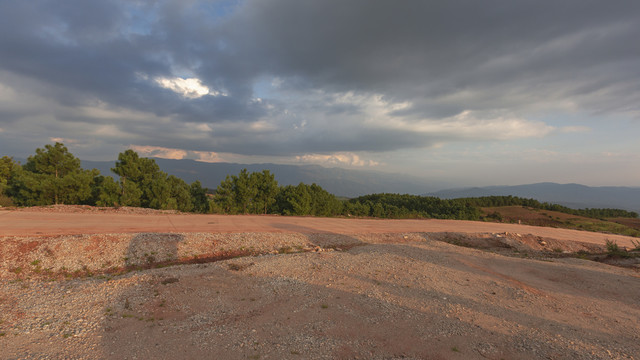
[4,230,630,281]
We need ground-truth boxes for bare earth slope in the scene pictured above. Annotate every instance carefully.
[1,206,639,359]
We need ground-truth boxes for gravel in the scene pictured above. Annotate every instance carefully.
[1,209,639,359]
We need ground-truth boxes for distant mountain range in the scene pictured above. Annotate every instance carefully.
[428,183,640,213]
[77,159,639,212]
[80,158,442,198]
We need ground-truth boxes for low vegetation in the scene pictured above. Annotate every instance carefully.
[1,142,638,238]
[479,206,640,237]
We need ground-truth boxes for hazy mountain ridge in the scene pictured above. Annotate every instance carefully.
[80,158,440,197]
[429,183,640,213]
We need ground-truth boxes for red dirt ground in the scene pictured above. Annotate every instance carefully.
[0,209,636,248]
[2,207,640,359]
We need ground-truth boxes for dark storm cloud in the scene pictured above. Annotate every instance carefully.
[131,124,441,157]
[225,0,640,116]
[0,0,639,158]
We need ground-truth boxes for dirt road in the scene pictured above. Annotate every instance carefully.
[0,209,636,247]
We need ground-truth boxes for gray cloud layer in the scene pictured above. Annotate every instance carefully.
[1,0,639,159]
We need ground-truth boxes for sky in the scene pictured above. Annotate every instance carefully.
[1,0,639,187]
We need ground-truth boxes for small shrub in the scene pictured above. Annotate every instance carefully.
[576,250,590,260]
[605,239,620,254]
[605,239,633,258]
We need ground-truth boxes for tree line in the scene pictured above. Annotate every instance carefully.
[345,193,482,220]
[0,143,209,212]
[1,142,637,220]
[0,142,344,216]
[213,169,343,216]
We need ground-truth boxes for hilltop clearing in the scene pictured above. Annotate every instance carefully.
[1,207,639,359]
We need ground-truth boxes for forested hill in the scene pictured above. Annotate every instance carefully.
[429,183,640,213]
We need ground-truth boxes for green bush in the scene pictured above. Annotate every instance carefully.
[605,239,620,253]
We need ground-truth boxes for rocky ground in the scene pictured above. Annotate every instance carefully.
[1,207,639,359]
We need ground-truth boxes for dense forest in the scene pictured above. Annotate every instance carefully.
[1,143,638,220]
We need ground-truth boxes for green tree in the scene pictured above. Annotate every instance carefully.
[0,156,17,192]
[308,183,343,216]
[372,202,385,218]
[146,175,171,210]
[252,170,279,214]
[214,169,261,214]
[166,175,193,212]
[111,149,167,208]
[0,156,18,206]
[92,175,120,206]
[24,143,80,180]
[276,183,312,216]
[234,169,257,214]
[137,158,165,208]
[190,181,210,213]
[21,143,96,205]
[111,149,143,204]
[60,168,99,205]
[215,175,236,213]
[6,167,44,206]
[120,180,143,207]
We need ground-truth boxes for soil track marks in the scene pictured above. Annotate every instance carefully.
[1,207,639,359]
[1,209,636,247]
